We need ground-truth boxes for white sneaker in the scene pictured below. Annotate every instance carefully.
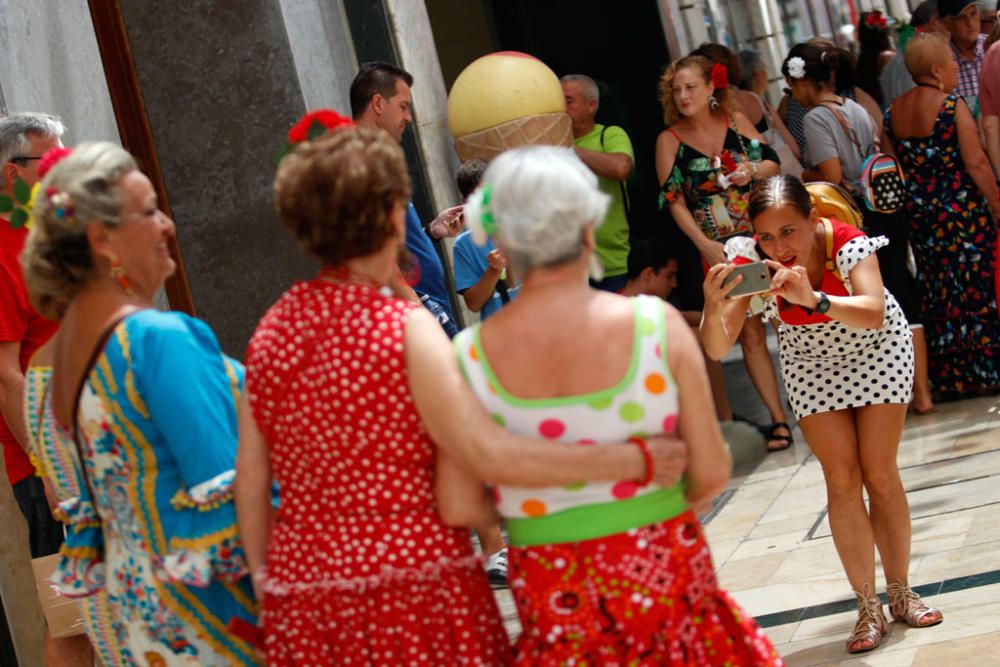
[485,548,508,588]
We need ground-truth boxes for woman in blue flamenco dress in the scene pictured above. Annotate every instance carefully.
[22,142,259,665]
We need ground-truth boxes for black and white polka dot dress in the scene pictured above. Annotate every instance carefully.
[766,236,914,420]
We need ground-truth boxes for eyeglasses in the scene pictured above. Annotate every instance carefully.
[8,156,43,166]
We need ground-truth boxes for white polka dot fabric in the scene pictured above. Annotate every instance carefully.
[768,237,915,419]
[245,279,510,665]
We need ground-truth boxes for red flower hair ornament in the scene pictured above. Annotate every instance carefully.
[38,147,74,179]
[864,11,888,30]
[275,108,355,163]
[710,63,729,90]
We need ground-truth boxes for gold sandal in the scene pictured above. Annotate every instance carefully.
[847,586,888,654]
[887,583,943,628]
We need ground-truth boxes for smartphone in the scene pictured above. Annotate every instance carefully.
[722,261,772,298]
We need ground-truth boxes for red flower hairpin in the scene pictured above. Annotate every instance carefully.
[275,108,355,163]
[38,147,73,179]
[710,63,729,90]
[864,11,888,30]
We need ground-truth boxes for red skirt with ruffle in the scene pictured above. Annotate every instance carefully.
[508,511,784,666]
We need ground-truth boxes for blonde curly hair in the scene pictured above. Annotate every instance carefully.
[22,142,136,320]
[658,55,732,125]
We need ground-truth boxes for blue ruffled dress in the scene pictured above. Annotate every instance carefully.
[49,310,258,666]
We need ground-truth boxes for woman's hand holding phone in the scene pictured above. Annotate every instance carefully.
[764,259,817,308]
[702,262,743,313]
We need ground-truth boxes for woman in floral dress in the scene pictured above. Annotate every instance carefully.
[656,54,795,452]
[23,143,259,665]
[885,34,1000,398]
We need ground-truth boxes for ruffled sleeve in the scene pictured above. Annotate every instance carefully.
[835,235,889,284]
[126,312,250,588]
[51,495,105,598]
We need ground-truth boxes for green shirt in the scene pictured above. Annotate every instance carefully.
[575,123,634,277]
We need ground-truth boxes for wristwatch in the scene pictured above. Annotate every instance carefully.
[814,290,831,314]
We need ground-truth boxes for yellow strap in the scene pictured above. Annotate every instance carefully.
[822,218,845,283]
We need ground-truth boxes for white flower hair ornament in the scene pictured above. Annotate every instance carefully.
[786,57,806,80]
[466,183,497,247]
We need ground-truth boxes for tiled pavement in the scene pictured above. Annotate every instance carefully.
[494,333,1000,665]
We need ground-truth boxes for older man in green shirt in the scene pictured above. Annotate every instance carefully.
[561,74,635,291]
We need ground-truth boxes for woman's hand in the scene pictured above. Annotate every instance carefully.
[727,163,753,188]
[702,262,742,311]
[764,259,816,308]
[645,435,688,487]
[698,241,727,268]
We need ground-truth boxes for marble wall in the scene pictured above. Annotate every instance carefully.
[118,0,316,356]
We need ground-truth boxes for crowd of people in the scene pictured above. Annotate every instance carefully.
[0,0,996,664]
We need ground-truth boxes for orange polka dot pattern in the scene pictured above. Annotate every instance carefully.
[245,279,510,666]
[455,296,680,520]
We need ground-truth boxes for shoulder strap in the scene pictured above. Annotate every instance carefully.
[69,310,138,503]
[822,218,845,284]
[599,124,632,223]
[819,101,863,155]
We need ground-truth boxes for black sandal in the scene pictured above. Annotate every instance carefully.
[762,422,794,452]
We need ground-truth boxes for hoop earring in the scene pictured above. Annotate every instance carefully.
[709,95,720,112]
[110,260,135,296]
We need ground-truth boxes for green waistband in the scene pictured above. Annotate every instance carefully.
[505,484,688,547]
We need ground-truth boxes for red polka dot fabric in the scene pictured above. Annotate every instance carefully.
[246,278,510,666]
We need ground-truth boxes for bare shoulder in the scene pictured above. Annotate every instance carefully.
[656,127,680,151]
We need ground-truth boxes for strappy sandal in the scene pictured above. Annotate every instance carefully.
[761,421,794,452]
[887,583,943,628]
[847,588,888,654]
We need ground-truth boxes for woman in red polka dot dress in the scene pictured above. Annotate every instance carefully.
[440,146,782,666]
[235,125,688,666]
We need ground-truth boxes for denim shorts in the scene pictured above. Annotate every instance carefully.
[12,475,64,558]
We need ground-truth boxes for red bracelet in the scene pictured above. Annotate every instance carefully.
[628,436,654,487]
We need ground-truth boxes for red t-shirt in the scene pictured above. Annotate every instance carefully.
[0,218,58,485]
[734,220,865,325]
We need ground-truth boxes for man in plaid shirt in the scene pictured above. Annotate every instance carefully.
[941,0,987,110]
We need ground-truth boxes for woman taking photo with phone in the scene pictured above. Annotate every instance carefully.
[701,175,942,655]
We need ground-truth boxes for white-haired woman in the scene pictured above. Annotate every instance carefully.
[440,145,782,666]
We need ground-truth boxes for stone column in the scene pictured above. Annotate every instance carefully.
[117,0,317,356]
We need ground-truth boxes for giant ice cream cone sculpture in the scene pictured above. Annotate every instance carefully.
[448,51,572,162]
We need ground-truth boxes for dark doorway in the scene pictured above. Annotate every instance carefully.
[487,1,671,241]
[428,0,674,242]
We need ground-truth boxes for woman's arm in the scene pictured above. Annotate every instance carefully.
[983,114,1000,177]
[764,256,885,329]
[729,113,781,181]
[956,98,1000,219]
[854,87,884,134]
[806,157,844,184]
[405,307,686,488]
[769,106,802,160]
[698,262,752,360]
[664,304,731,511]
[435,450,499,529]
[235,395,274,601]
